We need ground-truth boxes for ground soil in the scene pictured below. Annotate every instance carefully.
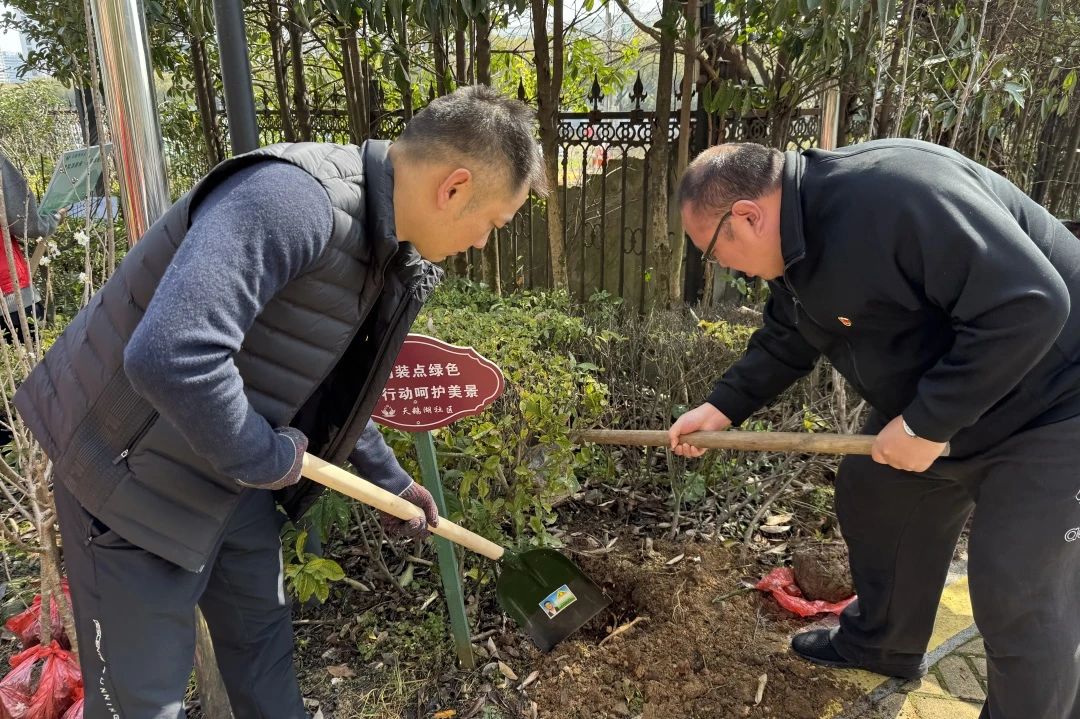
[270,528,867,719]
[523,538,862,719]
[792,543,854,603]
[0,486,925,719]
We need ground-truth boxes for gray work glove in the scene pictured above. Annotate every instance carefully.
[381,481,439,539]
[235,427,308,490]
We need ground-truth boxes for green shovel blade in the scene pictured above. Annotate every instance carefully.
[496,548,611,652]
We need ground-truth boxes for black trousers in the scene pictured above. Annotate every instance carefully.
[0,300,45,344]
[54,482,307,719]
[0,302,45,448]
[832,413,1080,719]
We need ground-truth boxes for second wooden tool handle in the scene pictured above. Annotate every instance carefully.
[301,453,505,561]
[578,429,876,455]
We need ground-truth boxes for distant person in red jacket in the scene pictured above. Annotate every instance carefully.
[0,150,63,342]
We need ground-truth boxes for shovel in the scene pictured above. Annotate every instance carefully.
[575,428,949,456]
[301,453,610,652]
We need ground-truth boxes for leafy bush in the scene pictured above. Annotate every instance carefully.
[0,79,78,190]
[281,492,353,602]
[570,296,865,539]
[283,529,345,603]
[698,316,756,350]
[35,218,128,319]
[576,304,755,436]
[380,280,610,548]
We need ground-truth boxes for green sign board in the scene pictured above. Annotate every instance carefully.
[38,144,110,217]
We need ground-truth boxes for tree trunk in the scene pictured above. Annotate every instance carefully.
[175,0,222,164]
[1047,106,1080,215]
[190,33,224,167]
[474,4,499,291]
[455,27,466,85]
[476,9,492,85]
[949,0,990,151]
[669,0,698,306]
[532,0,568,290]
[647,0,677,309]
[1030,112,1059,205]
[195,610,234,718]
[38,495,77,657]
[433,25,449,96]
[836,92,856,147]
[1065,153,1080,218]
[481,237,501,293]
[874,0,912,138]
[890,0,920,137]
[287,4,311,140]
[1010,39,1045,187]
[267,0,295,141]
[395,3,413,120]
[80,0,119,259]
[768,47,792,147]
[339,24,369,143]
[837,3,873,145]
[361,27,375,127]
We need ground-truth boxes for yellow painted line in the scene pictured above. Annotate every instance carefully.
[820,578,976,718]
[834,667,891,695]
[927,577,974,651]
[890,701,922,719]
[904,694,983,718]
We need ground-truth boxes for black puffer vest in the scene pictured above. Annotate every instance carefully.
[15,141,441,571]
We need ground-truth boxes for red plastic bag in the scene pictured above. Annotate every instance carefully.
[0,682,29,719]
[59,694,82,719]
[0,647,37,719]
[0,642,83,719]
[4,582,72,650]
[755,567,856,617]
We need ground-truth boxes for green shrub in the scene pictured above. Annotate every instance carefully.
[381,280,610,548]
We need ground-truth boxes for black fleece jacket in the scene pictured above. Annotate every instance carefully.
[708,139,1080,457]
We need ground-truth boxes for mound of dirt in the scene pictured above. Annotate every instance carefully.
[525,542,861,719]
[792,543,854,603]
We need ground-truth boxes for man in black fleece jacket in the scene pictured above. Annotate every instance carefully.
[669,139,1079,718]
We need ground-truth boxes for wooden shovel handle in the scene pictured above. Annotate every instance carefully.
[301,453,505,561]
[577,429,876,455]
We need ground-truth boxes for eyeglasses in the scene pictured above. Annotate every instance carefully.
[701,208,733,268]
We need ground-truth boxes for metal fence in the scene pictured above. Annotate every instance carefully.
[484,76,822,308]
[157,78,825,308]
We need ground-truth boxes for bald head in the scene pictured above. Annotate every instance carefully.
[679,143,784,215]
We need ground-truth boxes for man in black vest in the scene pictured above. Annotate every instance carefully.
[14,86,545,718]
[668,140,1079,718]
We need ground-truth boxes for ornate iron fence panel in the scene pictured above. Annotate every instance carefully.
[555,108,689,311]
[493,102,821,308]
[206,91,823,309]
[223,108,356,145]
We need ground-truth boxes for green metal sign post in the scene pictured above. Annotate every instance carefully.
[413,430,473,668]
[373,335,506,669]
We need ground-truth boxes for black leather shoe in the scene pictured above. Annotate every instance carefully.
[792,627,854,669]
[791,628,928,680]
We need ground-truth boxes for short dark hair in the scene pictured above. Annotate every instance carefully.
[679,142,784,214]
[397,85,548,197]
[1063,219,1080,240]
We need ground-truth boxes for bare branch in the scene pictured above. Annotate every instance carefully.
[609,0,720,82]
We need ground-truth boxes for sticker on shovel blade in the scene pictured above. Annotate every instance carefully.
[540,585,578,619]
